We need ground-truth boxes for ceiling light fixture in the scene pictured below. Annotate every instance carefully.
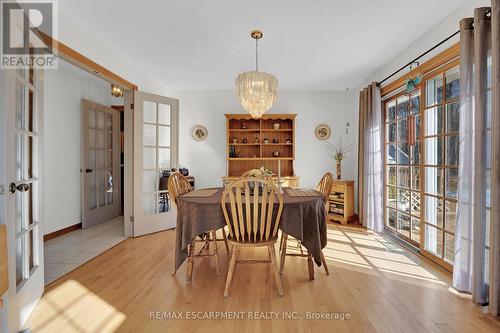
[111,84,123,98]
[235,30,278,119]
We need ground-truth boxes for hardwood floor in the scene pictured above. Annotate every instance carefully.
[25,224,500,333]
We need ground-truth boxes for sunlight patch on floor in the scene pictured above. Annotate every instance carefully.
[324,224,446,286]
[27,280,126,333]
[331,257,375,270]
[355,246,417,265]
[378,267,447,285]
[369,257,442,280]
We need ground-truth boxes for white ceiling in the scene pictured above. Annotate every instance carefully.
[59,0,467,90]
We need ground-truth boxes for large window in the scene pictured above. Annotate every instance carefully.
[384,60,460,270]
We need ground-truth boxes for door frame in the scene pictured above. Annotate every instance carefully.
[0,24,139,333]
[35,28,137,236]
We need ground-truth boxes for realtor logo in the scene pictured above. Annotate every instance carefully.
[1,0,57,68]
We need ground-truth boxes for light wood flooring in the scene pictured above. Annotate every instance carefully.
[25,224,500,333]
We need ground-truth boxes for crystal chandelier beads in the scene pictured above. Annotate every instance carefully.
[236,70,278,119]
[235,30,278,119]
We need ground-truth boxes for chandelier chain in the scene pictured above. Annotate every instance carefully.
[255,38,259,71]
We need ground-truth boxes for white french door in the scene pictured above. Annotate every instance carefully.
[4,67,44,331]
[81,99,121,228]
[133,91,178,236]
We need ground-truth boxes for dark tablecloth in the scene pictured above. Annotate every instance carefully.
[174,187,327,271]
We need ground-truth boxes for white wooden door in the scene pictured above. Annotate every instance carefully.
[133,91,178,236]
[4,67,44,332]
[81,99,121,228]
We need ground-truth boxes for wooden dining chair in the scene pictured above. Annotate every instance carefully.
[168,172,229,281]
[221,178,284,297]
[317,171,334,204]
[279,172,333,279]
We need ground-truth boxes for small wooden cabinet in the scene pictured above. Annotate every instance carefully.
[327,180,354,225]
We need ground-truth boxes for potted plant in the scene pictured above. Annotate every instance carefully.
[245,167,274,193]
[246,166,274,179]
[326,137,355,180]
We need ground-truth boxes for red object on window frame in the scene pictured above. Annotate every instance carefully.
[408,115,416,146]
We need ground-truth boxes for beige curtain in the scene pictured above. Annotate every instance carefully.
[490,0,500,316]
[454,0,500,316]
[358,83,383,232]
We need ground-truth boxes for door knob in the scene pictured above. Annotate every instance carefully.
[85,168,93,173]
[9,182,29,194]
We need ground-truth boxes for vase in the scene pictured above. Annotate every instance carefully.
[179,167,189,176]
[336,160,342,180]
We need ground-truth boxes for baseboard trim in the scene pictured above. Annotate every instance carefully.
[44,223,82,241]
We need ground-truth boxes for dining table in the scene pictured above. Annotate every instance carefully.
[173,187,327,281]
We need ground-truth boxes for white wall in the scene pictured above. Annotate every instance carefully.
[365,0,491,86]
[43,60,115,235]
[169,90,358,190]
[48,9,166,95]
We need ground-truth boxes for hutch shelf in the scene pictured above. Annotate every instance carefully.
[224,114,299,187]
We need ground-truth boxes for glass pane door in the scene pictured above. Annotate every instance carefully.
[384,62,460,271]
[133,91,178,236]
[81,100,121,228]
[384,91,421,246]
[142,100,172,215]
[14,67,40,287]
[5,65,45,333]
[422,66,459,267]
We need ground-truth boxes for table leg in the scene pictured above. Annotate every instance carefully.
[186,240,195,283]
[307,252,315,281]
[321,251,330,275]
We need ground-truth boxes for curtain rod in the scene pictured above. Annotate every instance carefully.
[377,30,460,87]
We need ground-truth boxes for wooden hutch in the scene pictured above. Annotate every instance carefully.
[224,114,299,187]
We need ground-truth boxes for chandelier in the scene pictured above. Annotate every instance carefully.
[111,84,123,97]
[235,30,278,119]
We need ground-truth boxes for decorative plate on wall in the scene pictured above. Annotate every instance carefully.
[315,124,331,140]
[192,125,208,141]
